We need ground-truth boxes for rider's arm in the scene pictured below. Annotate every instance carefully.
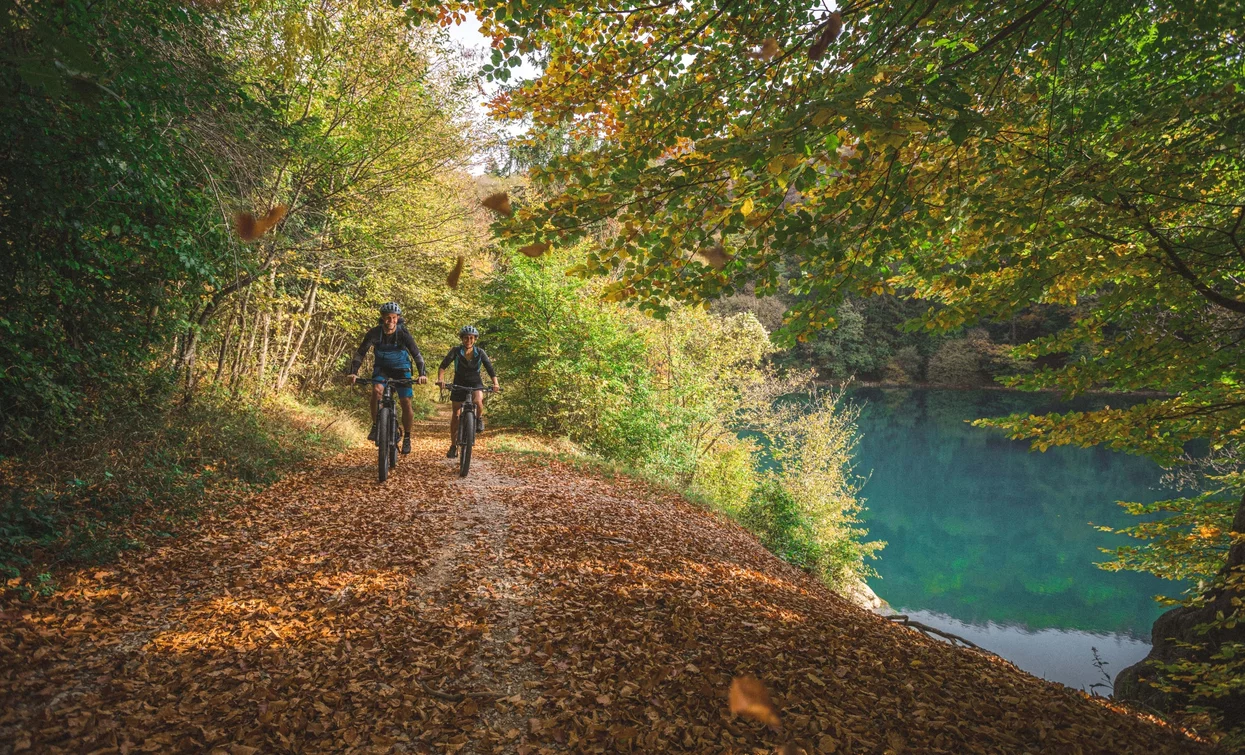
[437,347,456,385]
[478,348,497,379]
[347,327,380,376]
[400,329,427,377]
[478,348,499,388]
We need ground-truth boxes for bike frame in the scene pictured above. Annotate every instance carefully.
[360,376,416,482]
[443,384,494,478]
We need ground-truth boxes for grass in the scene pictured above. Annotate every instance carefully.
[0,388,365,598]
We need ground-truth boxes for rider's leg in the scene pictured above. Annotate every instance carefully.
[473,390,485,430]
[399,396,414,437]
[447,402,462,457]
[370,383,383,424]
[368,382,383,440]
[450,402,463,440]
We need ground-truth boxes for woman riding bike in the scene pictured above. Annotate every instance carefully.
[346,302,427,454]
[436,325,499,458]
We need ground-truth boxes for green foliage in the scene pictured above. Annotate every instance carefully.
[482,247,664,464]
[755,390,884,586]
[738,482,826,572]
[485,244,879,590]
[0,0,254,442]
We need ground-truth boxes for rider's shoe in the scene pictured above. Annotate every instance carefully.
[368,422,377,442]
[402,434,412,455]
[446,443,457,458]
[476,416,484,433]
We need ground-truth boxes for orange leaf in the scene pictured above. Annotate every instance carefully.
[809,12,842,61]
[447,255,465,289]
[481,191,513,217]
[519,242,549,258]
[697,244,731,271]
[234,204,287,242]
[728,675,782,731]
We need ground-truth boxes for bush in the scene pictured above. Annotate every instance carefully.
[927,330,990,386]
[485,245,881,592]
[738,481,827,570]
[882,345,923,383]
[481,249,665,465]
[754,390,883,588]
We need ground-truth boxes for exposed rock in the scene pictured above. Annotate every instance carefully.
[1115,493,1245,728]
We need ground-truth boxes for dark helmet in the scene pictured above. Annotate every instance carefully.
[380,301,401,316]
[459,325,479,337]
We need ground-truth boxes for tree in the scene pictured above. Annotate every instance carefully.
[419,0,1245,730]
[0,0,269,442]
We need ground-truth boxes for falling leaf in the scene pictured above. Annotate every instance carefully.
[697,244,731,271]
[809,12,843,61]
[729,675,782,731]
[447,255,464,289]
[749,37,781,60]
[519,242,549,258]
[481,191,513,217]
[234,204,287,242]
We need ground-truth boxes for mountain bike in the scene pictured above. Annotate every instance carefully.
[442,384,495,478]
[360,377,416,483]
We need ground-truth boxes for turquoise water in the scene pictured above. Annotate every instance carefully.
[847,388,1180,691]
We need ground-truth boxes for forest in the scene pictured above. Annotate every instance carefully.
[2,0,1243,746]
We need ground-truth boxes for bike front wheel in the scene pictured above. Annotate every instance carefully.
[389,414,400,470]
[377,407,391,483]
[458,412,475,478]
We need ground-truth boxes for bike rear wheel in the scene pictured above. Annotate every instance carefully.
[377,407,391,482]
[458,411,475,478]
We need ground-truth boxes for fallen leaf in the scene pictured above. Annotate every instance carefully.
[729,675,782,731]
[234,204,287,242]
[750,37,781,61]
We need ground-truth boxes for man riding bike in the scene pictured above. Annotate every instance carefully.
[347,302,427,455]
[436,325,499,458]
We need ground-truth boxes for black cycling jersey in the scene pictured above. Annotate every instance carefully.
[440,345,495,387]
[348,325,427,376]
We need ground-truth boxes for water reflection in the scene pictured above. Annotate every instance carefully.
[849,388,1181,689]
[897,609,1153,693]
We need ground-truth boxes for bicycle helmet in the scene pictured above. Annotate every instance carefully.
[459,325,479,337]
[380,302,402,316]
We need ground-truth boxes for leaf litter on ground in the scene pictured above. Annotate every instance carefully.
[0,415,1212,753]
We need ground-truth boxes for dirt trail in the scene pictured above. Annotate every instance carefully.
[0,416,1208,754]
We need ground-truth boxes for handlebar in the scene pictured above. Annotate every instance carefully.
[441,384,498,393]
[352,376,423,386]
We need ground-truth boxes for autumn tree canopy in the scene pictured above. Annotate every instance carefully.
[419,0,1245,721]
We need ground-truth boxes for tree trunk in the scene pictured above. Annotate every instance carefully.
[1115,492,1245,726]
[234,303,262,394]
[256,309,272,397]
[213,302,238,385]
[277,279,318,392]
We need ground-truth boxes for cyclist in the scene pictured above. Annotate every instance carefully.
[436,325,499,458]
[347,302,427,454]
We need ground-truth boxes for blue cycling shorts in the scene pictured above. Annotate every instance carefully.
[371,366,413,398]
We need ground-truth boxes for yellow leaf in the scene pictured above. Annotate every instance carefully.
[741,197,754,216]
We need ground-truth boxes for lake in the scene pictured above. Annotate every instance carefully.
[846,387,1180,693]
